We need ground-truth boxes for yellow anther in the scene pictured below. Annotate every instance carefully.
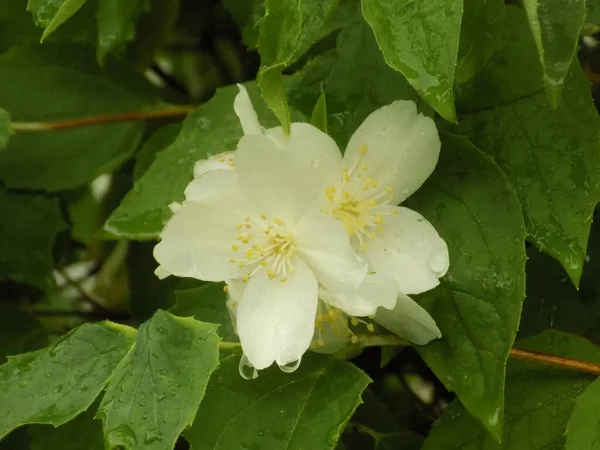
[242,274,249,282]
[260,214,267,220]
[260,260,267,267]
[274,218,283,226]
[223,285,229,293]
[229,258,236,263]
[343,175,350,182]
[227,160,234,167]
[392,210,399,215]
[317,338,325,347]
[350,318,359,326]
[361,165,367,171]
[238,263,246,268]
[231,300,238,307]
[245,224,252,229]
[367,323,375,332]
[232,245,239,251]
[376,216,383,224]
[386,186,393,193]
[236,224,243,229]
[344,192,351,199]
[359,144,367,154]
[351,335,359,344]
[371,181,378,188]
[368,232,377,239]
[267,270,276,279]
[360,243,368,251]
[369,199,377,206]
[244,216,250,222]
[280,276,287,283]
[246,249,253,257]
[358,221,366,227]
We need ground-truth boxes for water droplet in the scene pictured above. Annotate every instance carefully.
[108,424,138,448]
[257,430,265,437]
[144,429,163,445]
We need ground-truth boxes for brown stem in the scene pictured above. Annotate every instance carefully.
[11,105,196,132]
[585,71,600,84]
[509,347,600,376]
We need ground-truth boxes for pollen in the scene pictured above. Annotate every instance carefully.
[232,245,239,251]
[223,285,229,293]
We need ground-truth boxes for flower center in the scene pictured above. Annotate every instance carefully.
[229,216,296,282]
[323,144,397,250]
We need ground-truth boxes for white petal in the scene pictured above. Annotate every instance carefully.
[235,133,322,225]
[311,302,350,354]
[364,206,449,295]
[236,259,318,370]
[193,151,235,178]
[266,122,343,188]
[184,167,242,205]
[344,100,440,203]
[154,201,247,281]
[319,273,397,317]
[234,84,262,135]
[154,265,171,279]
[374,292,441,345]
[294,209,367,294]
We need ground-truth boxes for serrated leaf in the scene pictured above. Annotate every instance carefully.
[523,0,585,107]
[0,322,136,439]
[97,0,150,62]
[566,377,600,450]
[27,0,88,41]
[97,310,220,450]
[29,403,104,450]
[257,0,339,131]
[104,83,277,239]
[0,186,66,290]
[0,303,47,364]
[287,21,417,147]
[455,0,504,83]
[185,352,370,450]
[361,0,462,122]
[171,282,236,343]
[0,107,12,149]
[409,134,526,439]
[423,330,600,449]
[0,45,159,191]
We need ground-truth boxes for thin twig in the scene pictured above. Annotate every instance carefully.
[11,105,196,132]
[57,268,109,314]
[509,347,600,376]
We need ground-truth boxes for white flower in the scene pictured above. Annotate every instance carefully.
[233,86,449,345]
[153,89,369,371]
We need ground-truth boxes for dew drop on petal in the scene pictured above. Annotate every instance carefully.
[278,358,302,373]
[239,354,258,380]
[429,248,448,274]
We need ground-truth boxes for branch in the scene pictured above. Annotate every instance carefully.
[509,347,600,376]
[11,105,196,132]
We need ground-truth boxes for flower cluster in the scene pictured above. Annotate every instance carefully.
[154,85,449,375]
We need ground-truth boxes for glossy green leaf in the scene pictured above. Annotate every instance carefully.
[423,330,600,449]
[0,186,66,290]
[97,0,150,62]
[29,403,104,450]
[0,322,136,439]
[409,134,526,439]
[310,85,327,133]
[133,124,181,181]
[523,0,586,107]
[288,21,417,147]
[104,83,277,239]
[588,1,600,24]
[185,352,370,450]
[566,377,600,450]
[0,45,159,191]
[0,303,47,364]
[222,0,264,49]
[0,107,11,149]
[97,310,220,450]
[171,282,236,342]
[455,0,504,83]
[257,0,339,131]
[27,0,87,41]
[361,0,462,122]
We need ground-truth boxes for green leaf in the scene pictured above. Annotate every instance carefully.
[423,330,600,449]
[97,310,220,450]
[455,0,504,83]
[27,0,88,41]
[458,66,600,286]
[97,0,150,62]
[185,352,370,450]
[104,83,277,239]
[361,0,462,122]
[0,186,66,290]
[0,45,159,191]
[409,134,526,439]
[257,0,339,131]
[0,107,12,149]
[310,85,327,133]
[222,0,264,49]
[0,322,136,439]
[133,124,181,181]
[0,303,47,364]
[566,377,600,450]
[29,403,104,450]
[288,21,417,147]
[523,0,586,106]
[588,0,600,24]
[171,282,236,342]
